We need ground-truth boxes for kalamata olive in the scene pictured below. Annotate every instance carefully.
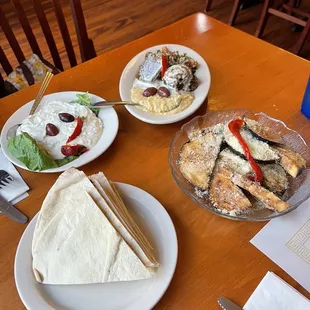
[157,87,170,97]
[58,112,75,122]
[142,87,157,97]
[46,123,59,136]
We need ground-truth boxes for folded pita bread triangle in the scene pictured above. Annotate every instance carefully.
[32,168,155,285]
[90,172,159,268]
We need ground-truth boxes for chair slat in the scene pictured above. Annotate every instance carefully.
[32,0,63,70]
[0,45,13,75]
[11,0,42,58]
[269,8,307,27]
[69,0,96,62]
[0,7,25,64]
[52,0,77,67]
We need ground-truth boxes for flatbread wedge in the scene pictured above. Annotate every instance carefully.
[32,168,156,285]
[89,172,158,268]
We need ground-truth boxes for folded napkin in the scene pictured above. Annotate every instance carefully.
[251,199,310,292]
[0,148,29,204]
[244,272,310,310]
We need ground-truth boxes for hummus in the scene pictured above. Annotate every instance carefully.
[131,87,195,115]
[17,101,103,159]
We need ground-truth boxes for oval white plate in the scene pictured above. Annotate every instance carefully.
[119,44,211,124]
[15,183,178,310]
[0,91,119,173]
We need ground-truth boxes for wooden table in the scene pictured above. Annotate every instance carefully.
[1,13,309,310]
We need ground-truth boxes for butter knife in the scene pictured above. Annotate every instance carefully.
[218,297,243,310]
[0,195,28,223]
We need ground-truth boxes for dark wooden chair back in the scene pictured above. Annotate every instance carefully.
[0,0,96,80]
[255,0,310,55]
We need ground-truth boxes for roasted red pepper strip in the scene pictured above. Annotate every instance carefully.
[61,144,88,157]
[67,117,83,143]
[161,54,168,78]
[228,119,264,184]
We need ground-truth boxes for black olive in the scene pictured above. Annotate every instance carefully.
[158,87,171,97]
[58,113,75,122]
[142,87,157,97]
[46,123,59,136]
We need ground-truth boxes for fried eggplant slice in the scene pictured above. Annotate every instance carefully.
[187,123,224,141]
[216,148,251,175]
[244,118,282,144]
[210,171,252,213]
[260,163,289,195]
[178,129,223,190]
[221,168,290,212]
[223,123,279,161]
[217,149,289,195]
[273,145,306,178]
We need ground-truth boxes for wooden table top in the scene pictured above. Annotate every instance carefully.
[1,13,310,310]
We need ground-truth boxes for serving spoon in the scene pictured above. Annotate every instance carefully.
[6,72,54,140]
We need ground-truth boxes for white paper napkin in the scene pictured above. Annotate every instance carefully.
[244,272,310,310]
[251,198,310,292]
[0,148,29,203]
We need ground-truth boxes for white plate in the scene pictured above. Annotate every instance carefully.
[119,44,211,124]
[0,91,119,173]
[15,183,178,310]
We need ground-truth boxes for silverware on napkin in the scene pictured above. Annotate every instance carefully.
[218,297,243,310]
[0,170,28,223]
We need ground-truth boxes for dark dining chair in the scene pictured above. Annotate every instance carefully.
[204,0,243,26]
[0,0,96,96]
[255,0,309,55]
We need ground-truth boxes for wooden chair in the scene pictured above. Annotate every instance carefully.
[205,0,243,26]
[0,0,96,81]
[255,0,310,55]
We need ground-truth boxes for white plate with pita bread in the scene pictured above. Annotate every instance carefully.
[14,168,178,310]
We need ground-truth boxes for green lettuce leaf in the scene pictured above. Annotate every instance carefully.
[71,92,99,116]
[8,133,76,171]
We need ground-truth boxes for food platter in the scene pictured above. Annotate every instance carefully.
[15,182,178,310]
[0,91,119,173]
[119,44,210,124]
[169,109,310,221]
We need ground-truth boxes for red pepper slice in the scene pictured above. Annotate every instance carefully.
[61,144,88,157]
[161,54,168,78]
[67,117,83,143]
[228,119,264,184]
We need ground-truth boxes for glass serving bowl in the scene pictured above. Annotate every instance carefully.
[169,109,310,221]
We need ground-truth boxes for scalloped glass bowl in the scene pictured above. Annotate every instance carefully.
[169,109,310,221]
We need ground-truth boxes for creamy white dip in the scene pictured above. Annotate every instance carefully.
[17,101,103,159]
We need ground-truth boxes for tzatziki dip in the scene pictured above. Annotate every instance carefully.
[17,101,103,159]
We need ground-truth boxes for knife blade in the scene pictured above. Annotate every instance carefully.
[218,297,243,310]
[0,195,28,223]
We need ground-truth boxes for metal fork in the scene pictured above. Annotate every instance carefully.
[29,71,54,115]
[0,170,14,189]
[6,71,54,139]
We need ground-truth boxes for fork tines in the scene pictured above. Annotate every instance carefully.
[0,170,14,188]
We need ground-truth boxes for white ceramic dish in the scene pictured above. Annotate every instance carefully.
[0,91,119,173]
[119,44,210,124]
[15,182,178,310]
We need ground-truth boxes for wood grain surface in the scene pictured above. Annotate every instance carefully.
[0,13,310,310]
[1,0,309,78]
